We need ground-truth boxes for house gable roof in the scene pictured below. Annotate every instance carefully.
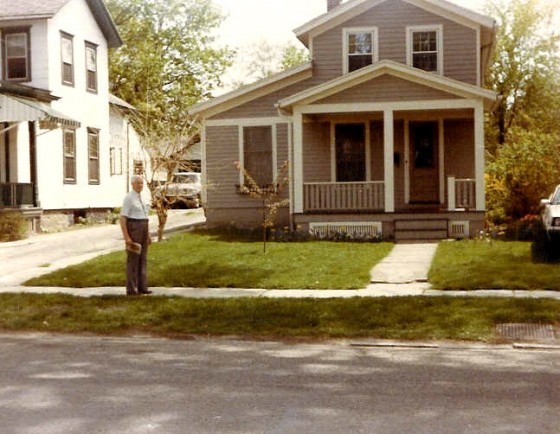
[0,0,122,48]
[295,0,496,47]
[277,60,497,112]
[189,62,313,118]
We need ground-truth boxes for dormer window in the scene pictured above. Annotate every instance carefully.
[407,25,443,74]
[2,27,31,81]
[343,28,378,74]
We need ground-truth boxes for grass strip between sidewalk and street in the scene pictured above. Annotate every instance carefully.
[24,232,393,290]
[0,294,558,342]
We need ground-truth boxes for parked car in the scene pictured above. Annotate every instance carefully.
[532,185,560,262]
[153,172,201,208]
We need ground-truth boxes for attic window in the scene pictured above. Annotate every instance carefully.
[407,25,443,74]
[344,28,378,74]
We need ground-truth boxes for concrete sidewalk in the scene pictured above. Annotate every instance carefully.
[2,283,560,300]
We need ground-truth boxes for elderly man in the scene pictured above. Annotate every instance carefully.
[120,175,152,296]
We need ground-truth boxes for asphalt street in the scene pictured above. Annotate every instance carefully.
[0,334,559,434]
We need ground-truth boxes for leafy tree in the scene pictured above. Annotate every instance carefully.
[484,0,560,223]
[280,44,310,70]
[107,0,234,134]
[231,41,310,88]
[485,0,560,152]
[486,128,560,223]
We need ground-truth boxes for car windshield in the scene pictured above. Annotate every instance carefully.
[552,188,560,205]
[173,174,199,184]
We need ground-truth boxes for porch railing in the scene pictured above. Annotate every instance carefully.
[0,183,34,208]
[447,177,476,210]
[304,181,385,212]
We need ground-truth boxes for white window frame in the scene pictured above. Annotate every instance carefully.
[60,32,74,86]
[85,42,98,93]
[238,122,277,188]
[343,27,379,74]
[4,30,30,81]
[406,25,443,75]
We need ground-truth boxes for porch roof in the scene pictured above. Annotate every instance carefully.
[276,60,498,113]
[0,94,81,128]
[189,62,313,118]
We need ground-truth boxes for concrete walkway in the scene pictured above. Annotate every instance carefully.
[370,243,438,284]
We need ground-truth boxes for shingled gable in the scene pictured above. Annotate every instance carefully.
[0,0,122,48]
[277,59,497,113]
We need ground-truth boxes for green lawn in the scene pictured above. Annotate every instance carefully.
[25,232,393,289]
[1,294,558,342]
[430,240,560,291]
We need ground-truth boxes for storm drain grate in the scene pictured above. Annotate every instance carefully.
[495,323,556,341]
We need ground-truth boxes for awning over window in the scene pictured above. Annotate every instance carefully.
[0,94,81,129]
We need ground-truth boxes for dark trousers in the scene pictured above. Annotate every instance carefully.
[126,219,149,294]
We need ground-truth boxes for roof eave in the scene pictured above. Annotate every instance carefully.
[278,60,497,111]
[189,61,313,117]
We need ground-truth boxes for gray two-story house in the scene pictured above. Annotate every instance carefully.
[190,0,497,241]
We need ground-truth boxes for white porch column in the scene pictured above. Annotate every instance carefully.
[293,109,304,213]
[383,109,395,213]
[474,102,485,211]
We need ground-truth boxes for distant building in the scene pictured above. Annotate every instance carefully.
[0,0,145,232]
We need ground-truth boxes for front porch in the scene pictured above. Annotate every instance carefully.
[303,177,476,213]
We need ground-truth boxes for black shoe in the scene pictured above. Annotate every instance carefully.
[139,290,153,295]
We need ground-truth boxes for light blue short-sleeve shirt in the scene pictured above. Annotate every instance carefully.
[121,191,149,219]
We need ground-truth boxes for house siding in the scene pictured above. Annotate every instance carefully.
[316,75,460,105]
[444,118,475,179]
[205,123,291,228]
[312,0,478,85]
[303,122,331,182]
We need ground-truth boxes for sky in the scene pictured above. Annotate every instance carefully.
[211,0,489,91]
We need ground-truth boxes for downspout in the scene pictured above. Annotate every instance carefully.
[126,120,130,192]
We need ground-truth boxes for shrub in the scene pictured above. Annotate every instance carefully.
[0,212,28,242]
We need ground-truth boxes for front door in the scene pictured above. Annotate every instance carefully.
[409,121,439,203]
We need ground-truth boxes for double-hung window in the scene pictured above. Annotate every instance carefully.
[63,129,77,184]
[242,126,273,188]
[2,27,30,81]
[88,128,100,184]
[85,42,97,92]
[344,28,378,74]
[61,32,74,85]
[407,26,443,74]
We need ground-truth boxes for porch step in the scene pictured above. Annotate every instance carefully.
[394,219,448,242]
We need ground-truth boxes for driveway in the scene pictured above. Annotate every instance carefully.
[0,209,205,286]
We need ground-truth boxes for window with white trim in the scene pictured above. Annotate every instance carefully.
[2,28,30,81]
[61,32,74,85]
[85,42,97,92]
[88,128,100,184]
[63,129,77,184]
[407,26,443,74]
[344,28,378,74]
[242,126,273,188]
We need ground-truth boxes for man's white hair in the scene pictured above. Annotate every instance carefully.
[130,174,144,183]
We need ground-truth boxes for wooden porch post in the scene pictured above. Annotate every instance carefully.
[293,109,304,213]
[383,109,395,213]
[474,102,485,211]
[28,121,40,208]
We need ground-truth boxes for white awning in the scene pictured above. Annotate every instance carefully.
[0,94,80,128]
